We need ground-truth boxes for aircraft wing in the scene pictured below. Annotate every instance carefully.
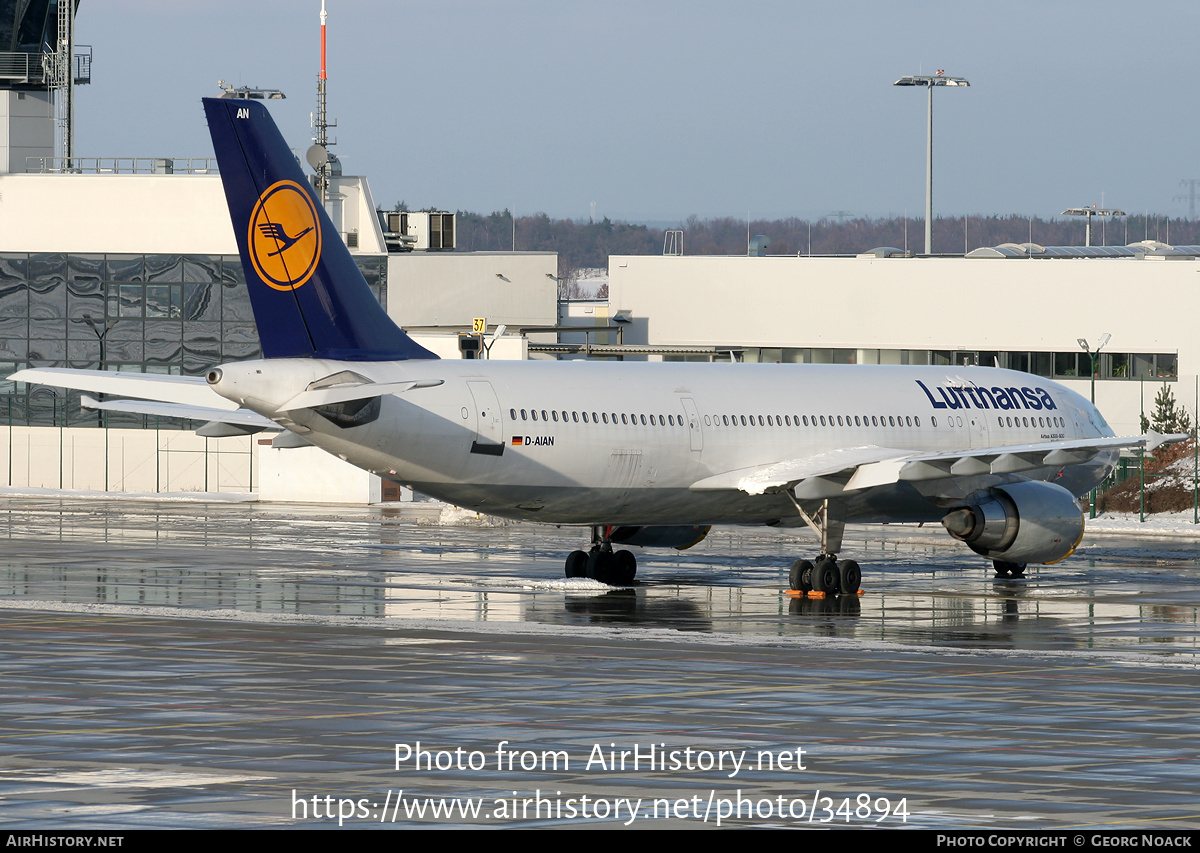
[690,433,1186,500]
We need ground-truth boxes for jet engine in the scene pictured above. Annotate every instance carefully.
[940,480,1084,565]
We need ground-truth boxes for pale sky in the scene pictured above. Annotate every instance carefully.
[74,0,1200,223]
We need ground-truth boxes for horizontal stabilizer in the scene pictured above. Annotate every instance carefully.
[272,431,312,449]
[196,421,267,438]
[277,379,444,412]
[12,368,237,410]
[80,395,278,430]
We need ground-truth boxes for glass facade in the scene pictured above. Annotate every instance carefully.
[735,347,1181,380]
[0,252,388,428]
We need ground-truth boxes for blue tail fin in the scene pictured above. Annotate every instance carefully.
[203,97,436,361]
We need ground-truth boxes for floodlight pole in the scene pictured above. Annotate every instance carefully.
[894,72,969,255]
[1078,333,1110,518]
[1062,207,1126,248]
[925,84,933,256]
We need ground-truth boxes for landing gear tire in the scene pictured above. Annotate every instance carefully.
[586,549,636,585]
[789,559,814,592]
[993,560,1026,578]
[812,558,840,595]
[565,550,588,578]
[611,550,637,585]
[838,559,861,595]
[586,549,613,583]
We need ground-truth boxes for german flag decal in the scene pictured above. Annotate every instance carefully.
[511,436,524,446]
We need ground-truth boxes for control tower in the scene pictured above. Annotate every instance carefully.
[0,0,91,173]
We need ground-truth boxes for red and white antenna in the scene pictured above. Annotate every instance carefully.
[320,0,327,82]
[309,0,338,205]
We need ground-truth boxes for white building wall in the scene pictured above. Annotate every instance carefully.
[387,251,557,327]
[327,174,387,254]
[0,426,256,493]
[409,333,529,360]
[0,173,236,254]
[256,444,381,504]
[0,425,395,503]
[0,90,53,175]
[0,172,387,255]
[609,254,1200,437]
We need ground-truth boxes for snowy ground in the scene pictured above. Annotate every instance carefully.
[1086,510,1200,538]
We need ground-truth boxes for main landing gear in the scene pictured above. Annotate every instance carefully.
[992,560,1027,578]
[782,496,862,596]
[564,527,637,586]
[788,556,861,595]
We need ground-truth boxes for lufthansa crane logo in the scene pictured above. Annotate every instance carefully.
[247,180,322,291]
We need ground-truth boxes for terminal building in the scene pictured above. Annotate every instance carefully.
[0,0,555,501]
[0,1,1191,502]
[606,248,1196,439]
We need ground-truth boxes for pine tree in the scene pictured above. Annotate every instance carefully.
[1140,383,1194,436]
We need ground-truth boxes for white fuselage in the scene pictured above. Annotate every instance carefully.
[209,359,1114,527]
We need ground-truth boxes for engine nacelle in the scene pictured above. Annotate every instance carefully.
[608,525,711,550]
[941,481,1084,565]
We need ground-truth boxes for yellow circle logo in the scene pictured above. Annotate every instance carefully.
[247,180,322,291]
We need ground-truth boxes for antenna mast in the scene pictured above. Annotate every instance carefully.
[311,0,337,206]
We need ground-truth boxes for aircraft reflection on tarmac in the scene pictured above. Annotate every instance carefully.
[0,499,1197,658]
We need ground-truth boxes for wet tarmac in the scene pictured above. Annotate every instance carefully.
[0,496,1198,829]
